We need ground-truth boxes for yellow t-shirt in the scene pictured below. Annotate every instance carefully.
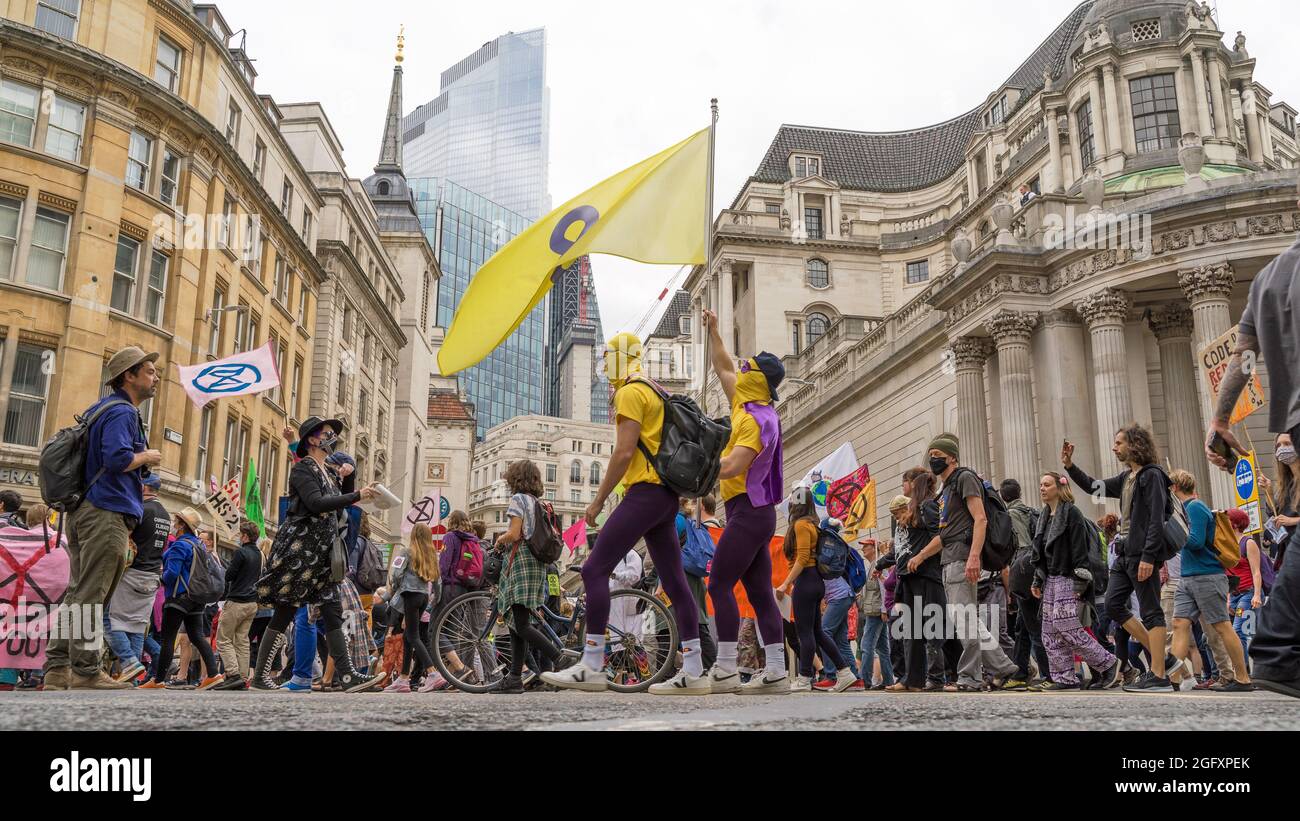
[720,408,763,501]
[612,380,663,487]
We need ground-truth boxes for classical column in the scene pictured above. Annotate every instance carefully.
[1148,305,1211,496]
[1101,63,1124,156]
[1088,70,1110,157]
[1189,49,1215,139]
[1046,108,1065,193]
[718,257,734,347]
[1207,55,1229,139]
[1180,262,1238,506]
[1241,86,1265,162]
[951,337,993,480]
[986,311,1040,490]
[1176,64,1199,139]
[1075,288,1134,468]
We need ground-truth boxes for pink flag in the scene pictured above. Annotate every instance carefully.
[0,524,69,670]
[562,519,587,554]
[402,490,441,537]
[178,341,281,410]
[827,464,871,521]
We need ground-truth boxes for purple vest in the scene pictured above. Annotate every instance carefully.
[743,402,783,507]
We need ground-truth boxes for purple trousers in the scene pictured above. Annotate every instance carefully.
[707,494,782,647]
[581,483,699,643]
[1041,574,1115,685]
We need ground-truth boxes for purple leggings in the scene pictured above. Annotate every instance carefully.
[581,483,699,643]
[708,494,782,646]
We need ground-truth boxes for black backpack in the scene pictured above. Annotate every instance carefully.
[354,537,386,593]
[525,497,564,564]
[1081,516,1110,596]
[949,468,1016,571]
[38,398,135,512]
[628,378,731,498]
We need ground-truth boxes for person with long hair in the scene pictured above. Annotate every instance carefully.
[385,523,441,692]
[494,460,564,694]
[427,509,482,686]
[1030,472,1119,691]
[139,508,222,690]
[1269,433,1300,568]
[884,471,950,692]
[775,487,856,692]
[251,417,385,693]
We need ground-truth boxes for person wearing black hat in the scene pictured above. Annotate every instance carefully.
[251,417,386,693]
[45,345,161,691]
[691,309,791,696]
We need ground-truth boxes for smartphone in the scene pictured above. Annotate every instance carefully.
[1209,432,1239,468]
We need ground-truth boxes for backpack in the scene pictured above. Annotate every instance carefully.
[1009,547,1035,599]
[680,518,716,578]
[447,531,485,589]
[38,398,134,511]
[844,546,867,593]
[949,468,1016,571]
[525,497,564,564]
[1208,511,1240,570]
[1080,516,1109,596]
[354,537,387,593]
[183,542,225,605]
[629,378,731,498]
[815,525,852,580]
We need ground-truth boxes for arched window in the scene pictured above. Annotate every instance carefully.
[807,312,830,344]
[589,462,602,484]
[376,180,390,196]
[806,258,829,288]
[570,461,582,484]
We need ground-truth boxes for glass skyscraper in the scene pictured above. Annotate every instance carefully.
[402,29,550,220]
[411,177,544,438]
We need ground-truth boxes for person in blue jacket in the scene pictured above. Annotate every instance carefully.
[140,507,221,689]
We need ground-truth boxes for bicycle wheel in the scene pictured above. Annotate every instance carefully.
[603,589,679,693]
[431,590,507,693]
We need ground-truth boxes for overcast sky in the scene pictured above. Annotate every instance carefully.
[218,0,1298,339]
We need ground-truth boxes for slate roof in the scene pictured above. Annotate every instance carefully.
[650,290,692,339]
[745,1,1094,196]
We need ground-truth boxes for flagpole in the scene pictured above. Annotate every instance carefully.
[698,97,719,525]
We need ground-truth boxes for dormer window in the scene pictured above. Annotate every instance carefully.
[679,315,691,336]
[792,155,820,178]
[984,95,1007,128]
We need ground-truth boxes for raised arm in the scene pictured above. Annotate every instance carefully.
[703,309,737,404]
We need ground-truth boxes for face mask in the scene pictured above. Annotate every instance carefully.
[929,456,950,476]
[1278,446,1298,465]
[316,431,340,453]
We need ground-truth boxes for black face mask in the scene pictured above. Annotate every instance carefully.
[929,456,950,476]
[316,432,340,454]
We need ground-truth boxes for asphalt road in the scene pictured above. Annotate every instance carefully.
[5,688,1298,731]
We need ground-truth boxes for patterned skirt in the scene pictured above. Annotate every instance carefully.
[496,543,547,628]
[257,514,337,609]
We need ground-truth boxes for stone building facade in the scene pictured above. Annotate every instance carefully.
[686,0,1299,538]
[0,1,326,520]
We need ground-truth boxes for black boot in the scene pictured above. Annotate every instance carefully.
[251,629,284,691]
[326,629,385,693]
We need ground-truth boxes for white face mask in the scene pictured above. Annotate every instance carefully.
[1278,446,1298,465]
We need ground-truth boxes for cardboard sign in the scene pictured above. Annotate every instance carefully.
[1200,327,1266,425]
[203,478,242,538]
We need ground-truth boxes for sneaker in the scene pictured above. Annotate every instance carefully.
[739,672,789,695]
[832,668,857,693]
[1210,680,1255,693]
[492,674,525,695]
[417,672,447,693]
[115,660,146,684]
[71,671,131,690]
[1121,664,1140,686]
[1089,663,1121,690]
[197,675,225,691]
[210,675,247,691]
[1039,680,1080,691]
[164,679,195,691]
[812,679,835,692]
[1000,677,1030,691]
[383,677,412,693]
[337,669,387,694]
[539,662,609,693]
[1164,655,1185,680]
[1123,672,1174,693]
[846,678,866,691]
[790,675,814,692]
[1193,677,1216,691]
[706,666,742,694]
[282,680,314,693]
[648,670,711,696]
[137,680,167,689]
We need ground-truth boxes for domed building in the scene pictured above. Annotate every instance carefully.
[686,0,1299,521]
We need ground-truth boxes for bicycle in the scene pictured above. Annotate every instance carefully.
[430,586,679,694]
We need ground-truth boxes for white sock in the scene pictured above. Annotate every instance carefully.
[763,643,787,678]
[681,639,703,677]
[582,634,606,672]
[715,641,738,674]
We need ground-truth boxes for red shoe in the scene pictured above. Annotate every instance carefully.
[812,679,836,692]
[846,679,866,691]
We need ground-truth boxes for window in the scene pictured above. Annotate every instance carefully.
[571,490,580,504]
[154,36,181,92]
[765,202,781,215]
[225,100,240,145]
[158,146,180,205]
[281,180,293,215]
[0,197,21,278]
[196,405,212,484]
[793,156,820,177]
[126,130,152,190]
[291,358,303,418]
[804,207,823,239]
[377,408,386,439]
[297,281,308,325]
[35,0,79,38]
[111,236,139,314]
[274,337,286,403]
[806,258,829,288]
[267,331,280,402]
[27,208,69,289]
[0,79,39,147]
[209,285,225,354]
[233,301,249,353]
[1130,74,1181,154]
[546,463,557,484]
[985,95,1007,127]
[590,462,601,485]
[679,315,691,336]
[1077,99,1097,169]
[219,195,234,247]
[253,138,266,182]
[301,210,313,243]
[342,303,354,342]
[570,461,582,484]
[273,256,287,303]
[1131,19,1161,42]
[3,342,52,446]
[267,446,279,511]
[336,365,348,406]
[806,312,829,345]
[792,320,802,355]
[906,259,930,284]
[44,95,85,162]
[358,388,369,424]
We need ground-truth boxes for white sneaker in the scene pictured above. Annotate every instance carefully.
[648,670,711,696]
[706,666,742,694]
[833,667,857,693]
[790,675,814,692]
[740,672,789,695]
[539,662,608,692]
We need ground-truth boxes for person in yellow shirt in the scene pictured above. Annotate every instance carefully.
[541,331,706,694]
[696,309,791,695]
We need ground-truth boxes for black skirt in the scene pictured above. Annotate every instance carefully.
[256,513,338,609]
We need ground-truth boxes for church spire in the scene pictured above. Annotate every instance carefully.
[376,25,405,173]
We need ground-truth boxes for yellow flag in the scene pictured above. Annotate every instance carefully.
[438,128,710,376]
[841,480,877,541]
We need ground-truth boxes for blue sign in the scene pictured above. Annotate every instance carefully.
[1235,457,1255,501]
[192,362,262,394]
[439,496,450,520]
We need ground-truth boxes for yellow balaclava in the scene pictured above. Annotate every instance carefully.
[604,331,644,390]
[734,356,772,407]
